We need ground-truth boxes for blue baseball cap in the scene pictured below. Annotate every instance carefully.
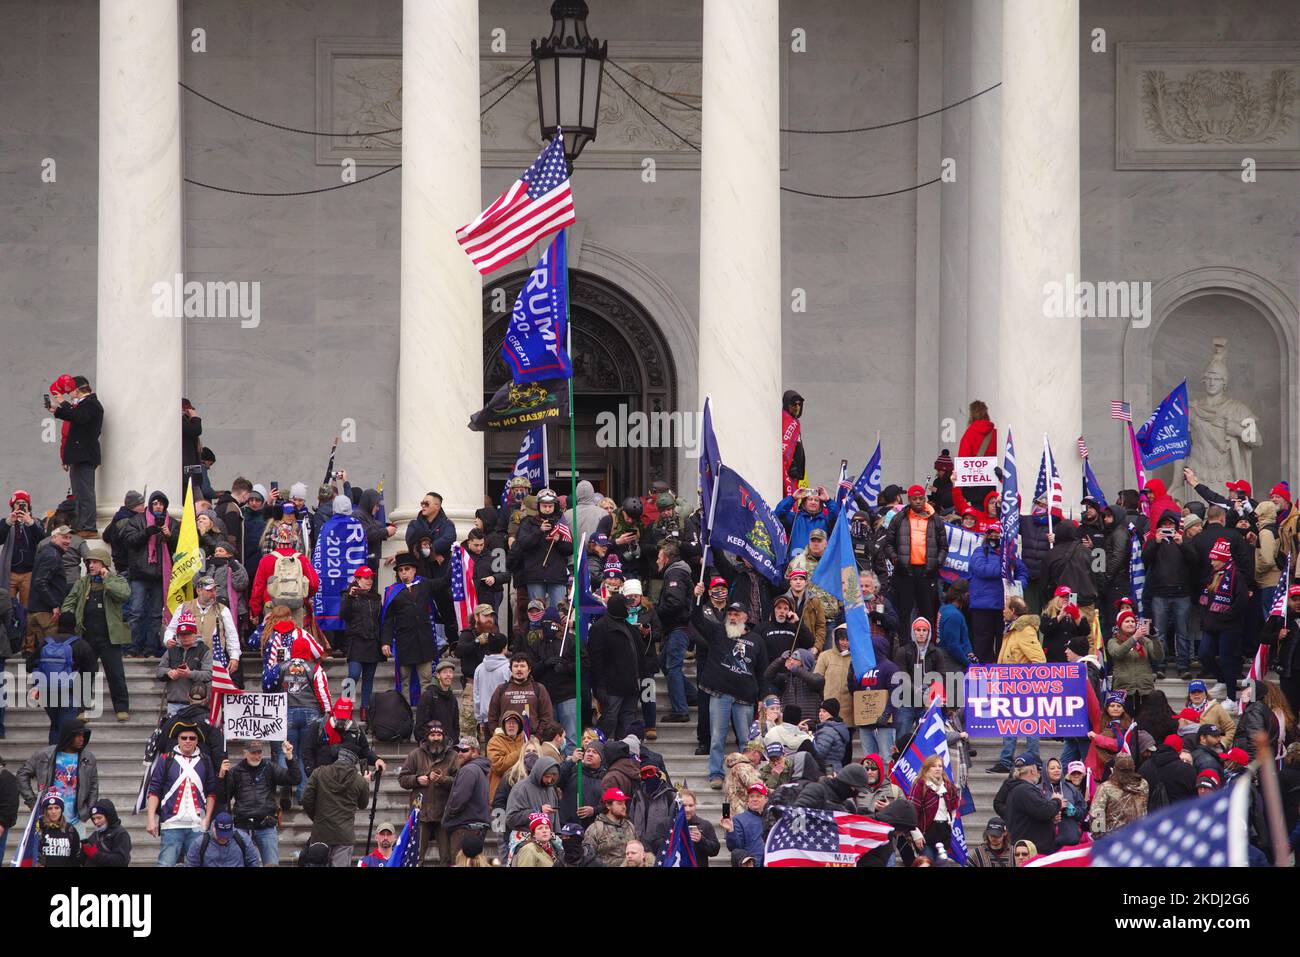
[214,811,235,835]
[1188,679,1208,694]
[591,532,610,546]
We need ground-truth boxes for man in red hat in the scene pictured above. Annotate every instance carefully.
[1199,537,1251,696]
[303,697,385,785]
[721,780,769,866]
[581,786,637,867]
[1,490,46,609]
[887,484,948,626]
[49,374,103,538]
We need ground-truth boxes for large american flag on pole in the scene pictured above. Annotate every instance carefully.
[449,542,479,633]
[1025,774,1253,867]
[208,626,241,728]
[764,807,893,866]
[456,134,576,275]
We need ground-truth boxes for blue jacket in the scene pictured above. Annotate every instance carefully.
[968,544,1028,611]
[775,498,841,556]
[938,602,973,667]
[726,808,766,866]
[185,828,262,867]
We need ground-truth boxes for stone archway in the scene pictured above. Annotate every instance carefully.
[482,269,679,500]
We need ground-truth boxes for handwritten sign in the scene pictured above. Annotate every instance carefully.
[852,690,889,726]
[223,692,288,742]
[953,456,998,487]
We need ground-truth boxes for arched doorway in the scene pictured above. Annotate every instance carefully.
[482,269,679,502]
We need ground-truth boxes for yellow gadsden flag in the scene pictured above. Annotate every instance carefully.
[166,482,202,612]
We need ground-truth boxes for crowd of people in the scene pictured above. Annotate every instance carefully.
[1,388,1298,867]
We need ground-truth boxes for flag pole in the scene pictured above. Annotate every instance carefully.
[562,227,583,808]
[1043,434,1054,539]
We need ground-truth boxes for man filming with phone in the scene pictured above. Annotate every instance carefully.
[48,375,103,538]
[1,490,46,608]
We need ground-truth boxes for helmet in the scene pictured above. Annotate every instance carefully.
[621,497,644,519]
[656,492,675,509]
[508,476,531,491]
[536,488,558,505]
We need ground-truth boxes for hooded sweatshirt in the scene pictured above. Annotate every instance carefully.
[473,653,512,725]
[81,799,133,867]
[504,755,561,832]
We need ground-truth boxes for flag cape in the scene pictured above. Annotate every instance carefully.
[165,482,202,613]
[698,396,722,534]
[312,512,368,631]
[501,230,573,384]
[810,509,877,679]
[1135,380,1191,470]
[381,579,438,704]
[708,465,789,586]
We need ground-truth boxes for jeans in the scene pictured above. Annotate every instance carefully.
[348,661,377,710]
[894,706,924,744]
[46,706,78,744]
[85,634,129,714]
[1152,595,1192,670]
[708,694,752,781]
[240,827,279,866]
[641,693,656,733]
[857,726,896,761]
[554,697,578,746]
[128,579,164,656]
[157,826,203,867]
[285,706,317,801]
[526,582,567,611]
[1199,627,1243,697]
[661,628,696,716]
[1060,737,1086,767]
[999,734,1041,765]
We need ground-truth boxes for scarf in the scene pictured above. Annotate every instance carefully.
[1202,564,1237,616]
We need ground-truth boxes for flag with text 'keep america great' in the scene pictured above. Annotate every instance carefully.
[708,465,788,586]
[501,229,573,384]
[764,807,893,866]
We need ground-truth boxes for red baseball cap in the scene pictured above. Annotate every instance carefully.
[747,782,769,795]
[332,698,354,720]
[1221,747,1249,766]
[352,566,374,579]
[709,576,727,588]
[602,787,629,803]
[1163,734,1184,751]
[1225,479,1252,496]
[907,484,925,497]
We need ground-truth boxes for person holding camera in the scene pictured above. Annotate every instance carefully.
[219,739,300,866]
[59,545,131,720]
[1143,510,1199,678]
[120,490,179,658]
[48,375,103,538]
[181,398,204,497]
[1,490,47,608]
[513,489,572,612]
[302,740,371,867]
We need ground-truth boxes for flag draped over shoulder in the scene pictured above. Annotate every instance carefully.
[312,512,368,631]
[166,482,202,613]
[501,230,573,384]
[455,135,575,276]
[708,465,788,586]
[1135,380,1191,470]
[810,512,876,679]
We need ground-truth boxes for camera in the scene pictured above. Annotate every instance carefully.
[332,470,345,480]
[42,393,51,410]
[183,464,204,477]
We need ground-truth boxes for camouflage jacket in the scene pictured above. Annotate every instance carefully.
[582,813,637,867]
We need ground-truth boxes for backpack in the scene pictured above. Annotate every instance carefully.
[368,688,413,742]
[198,828,254,866]
[36,637,75,684]
[266,552,307,609]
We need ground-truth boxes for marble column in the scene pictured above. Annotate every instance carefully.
[397,0,483,528]
[97,0,184,511]
[697,0,782,503]
[964,0,1002,409]
[914,0,944,478]
[998,0,1081,499]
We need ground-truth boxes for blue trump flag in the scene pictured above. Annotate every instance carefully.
[501,426,547,507]
[656,801,699,867]
[846,440,883,515]
[1136,380,1191,470]
[709,465,788,586]
[810,505,877,679]
[501,229,573,384]
[312,512,368,630]
[1083,456,1108,509]
[999,429,1021,581]
[384,806,422,867]
[889,701,968,864]
[698,396,722,534]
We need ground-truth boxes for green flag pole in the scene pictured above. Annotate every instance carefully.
[563,226,583,809]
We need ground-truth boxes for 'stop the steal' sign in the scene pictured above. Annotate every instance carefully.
[953,456,998,487]
[223,692,288,742]
[963,664,1089,738]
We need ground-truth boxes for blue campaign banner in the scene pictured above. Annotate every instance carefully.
[698,396,721,534]
[845,440,883,515]
[709,465,789,586]
[312,513,368,630]
[501,230,573,384]
[964,663,1090,738]
[1136,380,1191,470]
[938,523,985,583]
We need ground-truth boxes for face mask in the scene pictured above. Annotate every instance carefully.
[626,605,640,625]
[420,548,432,557]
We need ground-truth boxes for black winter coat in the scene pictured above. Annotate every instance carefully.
[1042,525,1098,604]
[119,497,180,583]
[414,684,460,740]
[1001,777,1060,850]
[341,589,383,664]
[1142,532,1197,597]
[53,394,103,466]
[512,515,573,586]
[587,613,643,698]
[222,757,301,824]
[381,579,440,665]
[1140,745,1198,806]
[536,629,590,704]
[29,540,73,613]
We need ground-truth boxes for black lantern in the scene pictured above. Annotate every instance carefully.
[532,0,607,167]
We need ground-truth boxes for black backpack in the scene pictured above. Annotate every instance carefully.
[368,689,413,742]
[197,828,254,866]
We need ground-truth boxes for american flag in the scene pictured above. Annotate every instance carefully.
[548,521,573,543]
[208,628,241,728]
[1269,555,1291,619]
[1025,775,1252,867]
[1110,400,1132,422]
[764,807,893,867]
[384,806,422,867]
[456,134,575,275]
[449,542,479,632]
[1077,435,1089,458]
[1034,435,1064,515]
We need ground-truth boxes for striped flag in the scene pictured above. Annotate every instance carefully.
[456,134,575,275]
[208,625,241,728]
[1077,435,1089,458]
[1034,435,1064,516]
[1127,523,1146,617]
[548,521,573,543]
[763,807,893,867]
[449,542,479,633]
[9,801,41,867]
[1110,400,1132,422]
[384,806,422,867]
[1269,556,1291,618]
[835,460,852,510]
[656,800,699,867]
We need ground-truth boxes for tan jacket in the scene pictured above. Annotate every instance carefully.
[1255,502,1281,587]
[814,648,858,727]
[998,615,1046,665]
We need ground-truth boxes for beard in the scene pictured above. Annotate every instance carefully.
[725,621,746,639]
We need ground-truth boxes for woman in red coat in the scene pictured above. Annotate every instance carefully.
[908,754,961,855]
[952,401,998,515]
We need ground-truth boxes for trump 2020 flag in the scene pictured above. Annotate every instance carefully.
[1083,455,1109,509]
[312,512,368,631]
[709,465,788,586]
[1136,380,1191,470]
[456,134,575,275]
[501,229,573,384]
[1000,430,1021,582]
[656,801,698,868]
[698,396,722,535]
[846,440,883,515]
[890,701,968,863]
[810,507,877,679]
[501,426,548,508]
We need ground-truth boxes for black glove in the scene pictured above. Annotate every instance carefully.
[146,524,162,537]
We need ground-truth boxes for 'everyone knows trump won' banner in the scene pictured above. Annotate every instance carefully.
[964,664,1090,738]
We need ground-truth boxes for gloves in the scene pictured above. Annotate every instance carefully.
[82,842,99,857]
[146,524,162,537]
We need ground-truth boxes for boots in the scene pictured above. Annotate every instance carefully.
[360,706,369,725]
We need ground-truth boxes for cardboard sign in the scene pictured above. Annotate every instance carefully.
[853,690,890,726]
[223,692,288,742]
[953,456,998,487]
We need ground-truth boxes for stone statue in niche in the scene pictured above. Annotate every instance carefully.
[1180,337,1262,498]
